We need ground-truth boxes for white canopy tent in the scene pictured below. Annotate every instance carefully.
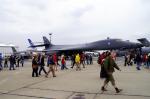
[0,43,18,57]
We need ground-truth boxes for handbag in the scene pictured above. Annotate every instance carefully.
[100,58,109,78]
[100,65,108,78]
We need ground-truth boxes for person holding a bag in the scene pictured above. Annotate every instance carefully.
[39,54,47,75]
[99,52,107,78]
[101,51,122,93]
[32,54,39,77]
[45,55,56,78]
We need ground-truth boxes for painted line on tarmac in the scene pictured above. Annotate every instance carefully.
[0,93,55,99]
[26,87,150,98]
[97,92,150,98]
[0,92,3,95]
[15,71,21,75]
[93,90,102,99]
[26,87,96,95]
[0,78,8,85]
[6,79,50,94]
[66,92,75,99]
[5,66,83,95]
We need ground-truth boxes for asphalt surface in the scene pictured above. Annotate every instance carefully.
[0,58,150,99]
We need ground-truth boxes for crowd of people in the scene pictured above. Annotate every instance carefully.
[31,53,94,77]
[27,51,150,93]
[0,55,24,71]
[97,50,150,93]
[2,50,149,93]
[124,52,150,70]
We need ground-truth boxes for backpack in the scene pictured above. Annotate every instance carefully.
[100,58,109,78]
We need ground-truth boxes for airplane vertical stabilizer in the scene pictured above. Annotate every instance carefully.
[28,39,35,48]
[137,38,150,47]
[11,47,17,53]
[43,36,52,49]
[43,36,51,45]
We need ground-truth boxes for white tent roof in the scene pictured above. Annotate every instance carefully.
[0,43,16,47]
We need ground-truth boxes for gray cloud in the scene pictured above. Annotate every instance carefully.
[0,0,150,50]
[70,5,93,18]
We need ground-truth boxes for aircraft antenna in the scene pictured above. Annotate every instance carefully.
[107,37,110,39]
[49,33,52,44]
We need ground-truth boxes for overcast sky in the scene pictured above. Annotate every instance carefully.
[0,0,150,50]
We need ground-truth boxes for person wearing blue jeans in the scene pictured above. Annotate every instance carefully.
[0,60,2,70]
[0,54,3,70]
[9,55,15,70]
[135,53,142,70]
[146,55,150,69]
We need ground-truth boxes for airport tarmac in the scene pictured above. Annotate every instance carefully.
[0,59,150,99]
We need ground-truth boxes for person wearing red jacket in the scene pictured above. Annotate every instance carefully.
[53,53,58,71]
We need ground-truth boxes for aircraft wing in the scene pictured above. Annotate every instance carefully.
[137,38,150,47]
[42,39,143,52]
[43,44,90,51]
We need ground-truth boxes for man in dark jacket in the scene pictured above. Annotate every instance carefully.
[0,54,3,70]
[39,55,47,75]
[101,52,122,93]
[32,55,39,77]
[135,53,142,70]
[9,55,15,70]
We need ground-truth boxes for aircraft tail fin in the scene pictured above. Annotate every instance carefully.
[137,38,150,47]
[28,38,46,48]
[43,36,51,45]
[11,47,17,53]
[43,36,52,49]
[28,39,35,48]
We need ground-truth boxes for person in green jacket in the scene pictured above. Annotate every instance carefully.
[101,51,122,93]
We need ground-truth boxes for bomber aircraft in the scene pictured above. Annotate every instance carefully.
[28,36,143,55]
